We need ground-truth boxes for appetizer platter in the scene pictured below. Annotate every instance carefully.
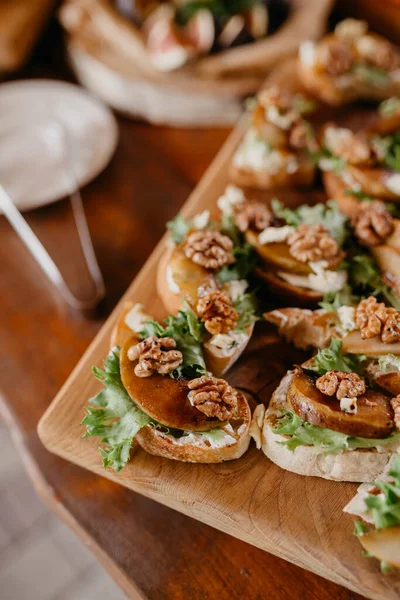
[39,19,400,600]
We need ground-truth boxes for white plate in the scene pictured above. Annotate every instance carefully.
[0,80,118,211]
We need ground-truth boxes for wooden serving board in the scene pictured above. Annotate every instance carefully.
[38,60,400,600]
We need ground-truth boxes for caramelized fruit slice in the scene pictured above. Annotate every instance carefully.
[287,368,394,439]
[120,337,222,432]
[246,230,312,275]
[374,371,400,396]
[342,330,400,355]
[347,165,400,201]
[168,244,215,307]
[359,526,400,568]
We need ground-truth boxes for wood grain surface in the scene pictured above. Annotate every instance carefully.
[38,58,400,600]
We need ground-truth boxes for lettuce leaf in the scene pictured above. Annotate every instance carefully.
[308,339,366,376]
[82,347,152,471]
[348,253,400,310]
[216,243,257,283]
[167,214,192,244]
[365,457,400,530]
[319,284,359,311]
[234,291,258,330]
[379,97,400,118]
[273,411,400,455]
[139,305,207,379]
[271,198,348,245]
[352,63,390,85]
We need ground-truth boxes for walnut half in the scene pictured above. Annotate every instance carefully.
[355,297,400,343]
[288,224,344,268]
[234,201,272,233]
[352,201,394,247]
[127,336,183,377]
[184,231,235,270]
[316,370,366,401]
[197,290,238,335]
[188,376,239,421]
[391,396,400,431]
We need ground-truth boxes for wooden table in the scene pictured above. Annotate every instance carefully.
[0,18,367,600]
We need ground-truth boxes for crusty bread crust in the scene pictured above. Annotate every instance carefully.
[229,156,314,190]
[136,392,251,463]
[255,267,323,305]
[253,371,399,482]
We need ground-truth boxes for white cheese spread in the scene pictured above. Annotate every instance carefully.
[386,173,400,196]
[258,225,295,245]
[278,261,347,293]
[204,331,248,358]
[337,305,357,335]
[226,279,248,302]
[340,396,358,414]
[192,209,210,230]
[217,185,245,215]
[166,265,180,294]
[299,40,317,68]
[124,303,152,333]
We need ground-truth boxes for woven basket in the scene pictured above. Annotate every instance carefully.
[60,0,333,126]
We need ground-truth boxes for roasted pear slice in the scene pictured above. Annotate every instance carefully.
[347,165,400,201]
[246,230,312,275]
[374,371,400,396]
[255,267,323,305]
[157,243,216,314]
[287,368,395,439]
[323,172,364,218]
[359,526,400,568]
[342,330,400,355]
[120,337,222,432]
[372,245,400,298]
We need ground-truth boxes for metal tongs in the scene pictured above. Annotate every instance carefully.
[0,120,105,310]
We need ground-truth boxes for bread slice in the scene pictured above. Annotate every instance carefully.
[230,154,315,190]
[136,392,251,463]
[264,307,336,349]
[251,371,399,482]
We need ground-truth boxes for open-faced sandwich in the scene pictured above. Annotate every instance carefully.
[320,98,400,204]
[83,301,252,470]
[157,202,258,375]
[226,194,349,304]
[299,18,400,106]
[344,456,400,573]
[266,296,400,395]
[230,86,316,189]
[250,336,400,482]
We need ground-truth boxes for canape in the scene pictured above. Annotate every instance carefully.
[299,19,400,106]
[250,345,400,482]
[320,98,400,203]
[225,193,348,304]
[230,86,316,189]
[265,296,400,396]
[83,301,252,470]
[157,202,258,375]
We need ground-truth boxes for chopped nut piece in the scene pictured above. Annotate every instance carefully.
[391,396,400,430]
[234,201,272,232]
[289,122,312,150]
[352,201,394,247]
[188,376,239,420]
[355,296,400,342]
[257,86,294,112]
[197,290,238,335]
[127,336,183,378]
[316,370,366,401]
[324,126,372,165]
[355,296,387,339]
[288,224,344,268]
[317,38,354,76]
[382,308,400,343]
[184,231,235,270]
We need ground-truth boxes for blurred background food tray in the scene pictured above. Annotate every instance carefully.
[60,0,333,126]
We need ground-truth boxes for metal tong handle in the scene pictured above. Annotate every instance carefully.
[0,184,105,310]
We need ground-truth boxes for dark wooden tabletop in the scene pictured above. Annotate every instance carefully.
[0,17,367,600]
